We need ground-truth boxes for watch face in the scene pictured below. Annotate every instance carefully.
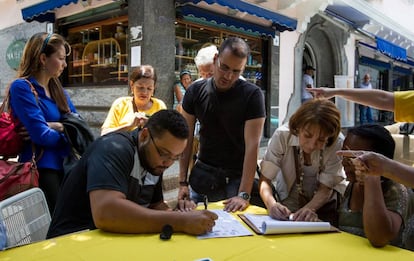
[239,192,250,200]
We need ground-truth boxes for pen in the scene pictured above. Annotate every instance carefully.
[204,195,208,210]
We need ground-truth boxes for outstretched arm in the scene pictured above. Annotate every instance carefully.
[307,88,394,112]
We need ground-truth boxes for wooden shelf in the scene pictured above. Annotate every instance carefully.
[176,55,194,60]
[110,71,128,74]
[176,36,199,43]
[69,74,92,77]
[70,60,90,67]
[90,63,117,68]
[246,65,262,69]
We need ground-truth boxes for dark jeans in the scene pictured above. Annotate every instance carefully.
[38,168,63,215]
[359,104,373,124]
[189,160,264,207]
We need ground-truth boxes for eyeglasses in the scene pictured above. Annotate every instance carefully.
[216,58,242,77]
[148,131,182,161]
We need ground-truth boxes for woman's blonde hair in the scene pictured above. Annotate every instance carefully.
[289,99,341,147]
[18,32,71,113]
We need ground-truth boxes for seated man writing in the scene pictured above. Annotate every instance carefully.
[47,110,217,239]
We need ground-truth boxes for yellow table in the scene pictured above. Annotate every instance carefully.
[1,202,414,260]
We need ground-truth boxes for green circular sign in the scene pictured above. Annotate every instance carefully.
[6,40,26,70]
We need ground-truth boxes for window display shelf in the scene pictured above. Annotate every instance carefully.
[69,74,92,77]
[176,36,199,43]
[245,65,262,69]
[68,37,126,83]
[176,55,194,60]
[90,63,117,68]
[175,21,263,87]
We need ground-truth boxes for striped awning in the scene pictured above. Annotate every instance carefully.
[176,0,297,36]
[21,0,78,22]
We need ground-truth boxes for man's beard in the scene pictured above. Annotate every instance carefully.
[138,145,165,176]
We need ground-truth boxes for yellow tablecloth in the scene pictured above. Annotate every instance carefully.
[1,202,414,260]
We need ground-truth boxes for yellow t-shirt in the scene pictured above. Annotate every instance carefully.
[101,96,166,135]
[394,91,414,122]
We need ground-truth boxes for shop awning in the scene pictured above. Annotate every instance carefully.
[359,56,391,71]
[178,4,276,37]
[325,3,410,61]
[21,0,78,22]
[325,4,370,28]
[359,41,412,73]
[376,37,407,61]
[176,0,297,34]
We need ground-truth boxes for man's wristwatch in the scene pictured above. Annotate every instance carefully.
[238,192,251,201]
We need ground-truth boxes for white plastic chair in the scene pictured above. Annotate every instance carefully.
[0,187,51,249]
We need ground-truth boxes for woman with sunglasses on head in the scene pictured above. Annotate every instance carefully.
[101,65,167,136]
[9,32,77,213]
[259,99,347,225]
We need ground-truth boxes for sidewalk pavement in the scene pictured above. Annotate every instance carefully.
[163,146,268,205]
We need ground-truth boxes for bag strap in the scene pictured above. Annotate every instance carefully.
[0,89,11,114]
[1,79,38,114]
[23,78,39,102]
[22,79,43,162]
[0,155,37,184]
[293,146,301,185]
[0,163,27,184]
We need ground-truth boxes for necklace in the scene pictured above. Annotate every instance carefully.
[295,147,325,196]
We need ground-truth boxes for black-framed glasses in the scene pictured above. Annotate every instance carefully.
[216,57,242,76]
[148,131,181,161]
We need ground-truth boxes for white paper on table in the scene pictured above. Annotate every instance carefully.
[197,210,253,239]
[241,213,334,235]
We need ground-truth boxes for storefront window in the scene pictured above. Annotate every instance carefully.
[64,16,128,86]
[174,21,263,88]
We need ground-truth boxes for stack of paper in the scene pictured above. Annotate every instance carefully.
[239,213,338,235]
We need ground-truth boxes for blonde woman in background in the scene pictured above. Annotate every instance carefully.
[101,65,166,136]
